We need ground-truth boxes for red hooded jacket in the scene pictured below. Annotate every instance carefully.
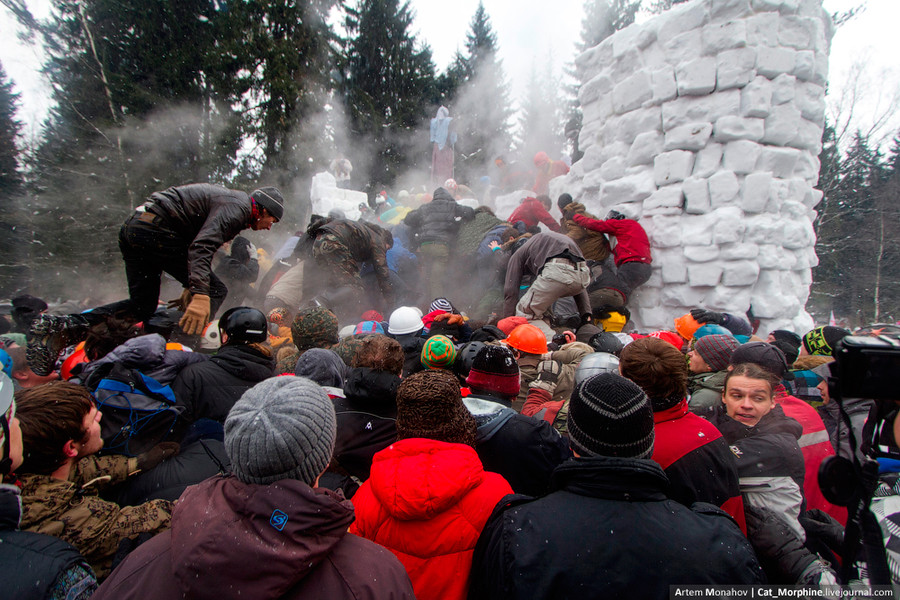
[350,438,513,600]
[508,197,561,232]
[572,214,651,266]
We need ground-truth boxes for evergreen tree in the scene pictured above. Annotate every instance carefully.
[0,62,27,293]
[564,0,640,162]
[445,2,513,185]
[811,130,889,325]
[517,62,566,167]
[343,0,437,187]
[0,63,22,197]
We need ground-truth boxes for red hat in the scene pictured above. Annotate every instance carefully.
[497,316,528,336]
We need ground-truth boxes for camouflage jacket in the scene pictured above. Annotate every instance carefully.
[19,454,173,579]
[312,218,395,304]
[560,203,611,262]
[514,342,593,413]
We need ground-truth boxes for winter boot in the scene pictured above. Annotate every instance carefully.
[26,314,90,376]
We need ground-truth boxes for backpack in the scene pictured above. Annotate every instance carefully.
[89,363,183,456]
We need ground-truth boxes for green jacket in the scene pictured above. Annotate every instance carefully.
[19,455,173,579]
[688,370,728,412]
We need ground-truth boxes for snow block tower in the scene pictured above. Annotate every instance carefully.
[553,0,834,333]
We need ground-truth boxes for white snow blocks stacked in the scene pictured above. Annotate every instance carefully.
[552,0,833,333]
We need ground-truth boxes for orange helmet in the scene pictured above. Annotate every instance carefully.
[673,313,702,341]
[61,342,88,380]
[505,324,549,355]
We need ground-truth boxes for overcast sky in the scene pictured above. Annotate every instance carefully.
[2,0,898,147]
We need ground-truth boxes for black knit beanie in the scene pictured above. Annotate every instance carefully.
[568,373,654,459]
[466,345,520,399]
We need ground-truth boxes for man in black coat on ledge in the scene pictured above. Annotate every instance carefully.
[468,373,763,600]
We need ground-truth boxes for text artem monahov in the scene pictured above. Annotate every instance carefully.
[670,585,895,599]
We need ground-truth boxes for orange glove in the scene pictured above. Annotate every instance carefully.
[179,294,211,336]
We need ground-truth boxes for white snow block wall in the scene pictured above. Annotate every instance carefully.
[552,0,833,334]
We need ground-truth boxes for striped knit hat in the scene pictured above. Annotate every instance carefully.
[568,373,654,459]
[429,297,455,314]
[421,335,457,370]
[694,334,740,372]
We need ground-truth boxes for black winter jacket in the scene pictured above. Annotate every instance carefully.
[333,367,401,480]
[146,184,254,296]
[464,395,572,497]
[403,187,475,246]
[468,457,763,600]
[171,344,275,423]
[392,333,426,377]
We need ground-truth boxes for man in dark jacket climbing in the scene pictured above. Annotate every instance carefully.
[92,376,415,600]
[171,307,275,424]
[27,183,284,376]
[403,186,475,300]
[469,373,763,600]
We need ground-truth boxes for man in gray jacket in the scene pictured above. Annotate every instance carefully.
[503,231,592,324]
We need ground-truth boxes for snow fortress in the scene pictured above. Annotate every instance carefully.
[552,0,833,334]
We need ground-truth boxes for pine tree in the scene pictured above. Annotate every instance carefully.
[517,62,566,167]
[444,3,513,185]
[0,62,28,293]
[564,0,640,162]
[343,0,437,187]
[812,131,889,325]
[0,63,22,197]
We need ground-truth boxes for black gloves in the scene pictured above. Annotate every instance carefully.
[690,308,725,325]
[745,505,818,584]
[800,509,845,554]
[136,442,181,472]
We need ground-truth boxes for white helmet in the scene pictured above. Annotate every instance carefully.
[200,319,222,351]
[388,306,424,335]
[575,352,620,385]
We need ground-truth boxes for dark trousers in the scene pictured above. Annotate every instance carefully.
[86,214,227,325]
[588,259,651,303]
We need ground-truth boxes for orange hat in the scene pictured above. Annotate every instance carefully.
[497,316,529,336]
[673,313,702,341]
[648,330,685,351]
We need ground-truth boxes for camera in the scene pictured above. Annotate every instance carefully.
[832,334,900,401]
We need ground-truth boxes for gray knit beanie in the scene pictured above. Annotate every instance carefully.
[225,376,336,486]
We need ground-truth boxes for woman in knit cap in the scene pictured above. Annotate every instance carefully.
[687,333,741,412]
[350,370,513,600]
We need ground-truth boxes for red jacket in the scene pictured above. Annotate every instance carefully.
[350,438,513,600]
[572,214,651,266]
[653,400,746,534]
[775,387,848,525]
[508,198,561,232]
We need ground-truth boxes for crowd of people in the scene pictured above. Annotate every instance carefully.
[1,175,897,599]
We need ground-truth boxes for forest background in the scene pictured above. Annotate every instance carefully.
[0,0,897,328]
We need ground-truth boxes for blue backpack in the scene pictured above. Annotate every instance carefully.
[90,363,183,456]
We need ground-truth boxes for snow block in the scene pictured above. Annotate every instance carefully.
[703,20,748,54]
[757,146,801,178]
[741,76,773,118]
[665,122,714,151]
[688,263,724,286]
[723,140,763,174]
[650,67,678,105]
[612,71,654,115]
[741,172,774,212]
[676,57,718,96]
[654,150,695,186]
[722,260,761,286]
[600,173,657,204]
[693,143,724,178]
[761,103,802,145]
[713,116,765,142]
[683,176,712,214]
[716,47,758,90]
[757,46,797,78]
[628,131,665,166]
